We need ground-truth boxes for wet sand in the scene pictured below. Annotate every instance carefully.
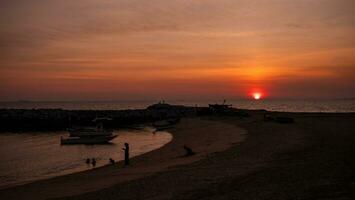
[1,112,355,199]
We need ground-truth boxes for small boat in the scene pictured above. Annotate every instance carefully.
[153,118,180,127]
[208,99,232,110]
[68,128,113,137]
[153,118,180,128]
[61,117,116,145]
[152,118,180,133]
[61,135,117,145]
[69,117,114,137]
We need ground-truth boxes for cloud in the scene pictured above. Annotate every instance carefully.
[1,0,355,100]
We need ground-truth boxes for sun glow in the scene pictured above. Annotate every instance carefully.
[253,93,262,100]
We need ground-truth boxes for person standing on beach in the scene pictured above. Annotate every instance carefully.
[91,158,96,167]
[122,143,130,166]
[183,145,195,156]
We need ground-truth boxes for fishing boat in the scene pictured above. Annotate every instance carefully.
[61,117,116,145]
[68,128,113,137]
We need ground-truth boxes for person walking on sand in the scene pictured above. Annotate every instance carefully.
[122,143,130,166]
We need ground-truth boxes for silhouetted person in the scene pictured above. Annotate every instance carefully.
[91,158,96,167]
[85,158,90,165]
[183,145,195,156]
[109,158,115,165]
[122,143,130,166]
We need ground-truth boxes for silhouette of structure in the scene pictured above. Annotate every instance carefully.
[208,99,232,111]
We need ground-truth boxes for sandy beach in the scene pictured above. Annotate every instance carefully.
[0,117,246,199]
[1,111,355,200]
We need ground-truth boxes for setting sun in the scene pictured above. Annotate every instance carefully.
[253,93,262,100]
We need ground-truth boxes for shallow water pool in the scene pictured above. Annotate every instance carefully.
[0,128,172,188]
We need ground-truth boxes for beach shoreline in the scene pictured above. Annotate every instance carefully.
[0,117,247,199]
[1,111,355,199]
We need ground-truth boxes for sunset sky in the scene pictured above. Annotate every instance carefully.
[1,0,354,101]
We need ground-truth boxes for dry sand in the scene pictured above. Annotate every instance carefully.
[1,112,355,200]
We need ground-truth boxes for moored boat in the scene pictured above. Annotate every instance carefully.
[61,117,116,145]
[68,128,113,137]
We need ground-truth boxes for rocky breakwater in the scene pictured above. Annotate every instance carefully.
[0,103,202,132]
[0,102,250,132]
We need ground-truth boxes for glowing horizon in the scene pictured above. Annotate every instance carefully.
[1,0,354,101]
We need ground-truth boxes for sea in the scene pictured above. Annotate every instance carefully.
[0,99,354,112]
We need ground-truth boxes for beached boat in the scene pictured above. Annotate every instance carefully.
[153,118,180,127]
[152,118,180,132]
[60,135,117,145]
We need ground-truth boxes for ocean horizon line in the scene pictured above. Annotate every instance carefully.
[1,97,355,103]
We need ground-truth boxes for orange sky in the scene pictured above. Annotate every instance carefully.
[0,0,354,101]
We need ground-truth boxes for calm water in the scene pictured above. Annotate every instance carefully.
[0,99,354,112]
[0,129,172,188]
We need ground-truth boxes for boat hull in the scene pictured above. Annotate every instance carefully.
[68,128,113,137]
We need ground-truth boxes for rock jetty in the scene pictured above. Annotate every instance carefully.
[0,102,248,132]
